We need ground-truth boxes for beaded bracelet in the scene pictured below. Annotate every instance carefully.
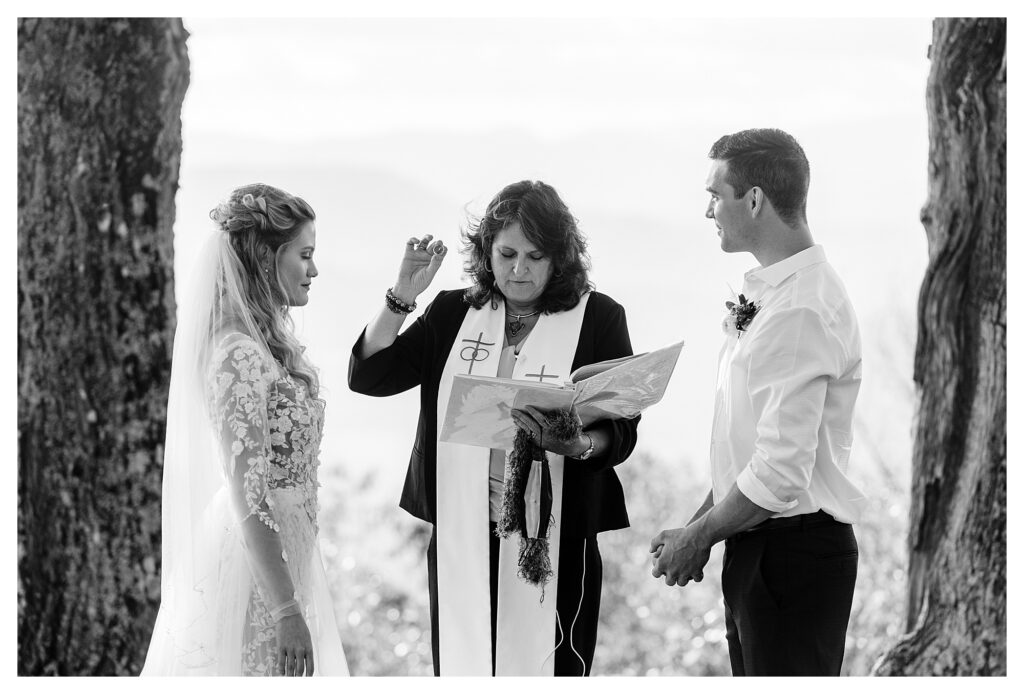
[385,287,417,314]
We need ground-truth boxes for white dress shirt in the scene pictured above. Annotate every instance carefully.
[711,245,867,524]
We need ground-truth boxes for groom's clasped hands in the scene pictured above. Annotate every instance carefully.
[649,522,710,588]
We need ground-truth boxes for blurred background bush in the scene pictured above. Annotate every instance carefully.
[321,441,907,676]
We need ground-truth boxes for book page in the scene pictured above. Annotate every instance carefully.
[439,341,683,448]
[440,375,576,449]
[573,341,684,425]
[569,353,642,382]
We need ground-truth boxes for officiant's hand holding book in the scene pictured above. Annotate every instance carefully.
[440,340,684,449]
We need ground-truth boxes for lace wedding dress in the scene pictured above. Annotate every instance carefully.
[143,331,348,676]
[212,332,347,675]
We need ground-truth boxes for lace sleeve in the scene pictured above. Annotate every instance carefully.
[210,336,301,621]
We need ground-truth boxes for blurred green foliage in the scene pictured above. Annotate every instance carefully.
[320,465,434,676]
[318,446,907,676]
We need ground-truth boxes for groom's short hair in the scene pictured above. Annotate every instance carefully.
[708,128,810,228]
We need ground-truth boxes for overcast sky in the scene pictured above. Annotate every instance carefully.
[165,14,949,485]
[6,2,1017,517]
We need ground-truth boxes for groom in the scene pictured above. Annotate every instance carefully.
[651,128,866,676]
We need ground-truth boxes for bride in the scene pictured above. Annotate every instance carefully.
[142,184,348,676]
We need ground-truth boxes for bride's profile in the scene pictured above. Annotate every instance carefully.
[142,184,348,676]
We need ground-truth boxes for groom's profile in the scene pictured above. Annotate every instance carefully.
[651,128,866,676]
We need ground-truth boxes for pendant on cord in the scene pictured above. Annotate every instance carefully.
[506,310,539,338]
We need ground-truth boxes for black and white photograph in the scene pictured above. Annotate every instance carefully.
[14,1,1010,680]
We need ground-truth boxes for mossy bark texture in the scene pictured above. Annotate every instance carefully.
[873,17,1005,677]
[18,18,189,675]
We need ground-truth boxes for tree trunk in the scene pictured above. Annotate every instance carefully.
[872,18,1005,676]
[17,18,189,675]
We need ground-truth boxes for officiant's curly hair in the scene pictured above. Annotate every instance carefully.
[708,128,810,228]
[210,183,319,395]
[461,180,593,313]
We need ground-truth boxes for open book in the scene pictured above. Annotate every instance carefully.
[439,340,684,449]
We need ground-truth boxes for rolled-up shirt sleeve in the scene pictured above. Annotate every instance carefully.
[736,307,840,512]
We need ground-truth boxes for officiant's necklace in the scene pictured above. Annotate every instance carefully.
[506,309,539,337]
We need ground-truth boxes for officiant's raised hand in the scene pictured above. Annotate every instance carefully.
[392,234,448,304]
[650,525,710,587]
[358,234,449,360]
[510,404,590,458]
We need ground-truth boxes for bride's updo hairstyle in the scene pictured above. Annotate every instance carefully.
[210,183,318,394]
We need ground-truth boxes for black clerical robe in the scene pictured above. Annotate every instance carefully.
[348,288,639,675]
[348,288,638,537]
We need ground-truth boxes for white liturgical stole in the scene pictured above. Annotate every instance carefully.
[435,292,590,675]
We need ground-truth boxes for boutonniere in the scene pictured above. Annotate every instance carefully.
[722,293,761,336]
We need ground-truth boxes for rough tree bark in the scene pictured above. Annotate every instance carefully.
[872,18,1005,676]
[18,18,189,675]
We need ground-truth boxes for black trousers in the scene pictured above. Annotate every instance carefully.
[722,511,858,676]
[426,524,602,676]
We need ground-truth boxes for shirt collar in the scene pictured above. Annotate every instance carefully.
[745,244,827,288]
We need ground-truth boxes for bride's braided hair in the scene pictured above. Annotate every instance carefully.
[210,183,319,395]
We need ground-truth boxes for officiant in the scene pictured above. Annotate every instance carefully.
[348,180,639,676]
